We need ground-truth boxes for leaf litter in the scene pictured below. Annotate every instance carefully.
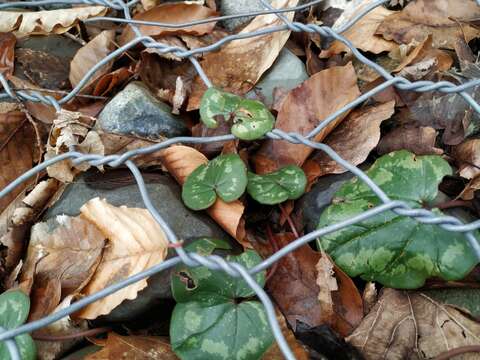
[0,0,480,358]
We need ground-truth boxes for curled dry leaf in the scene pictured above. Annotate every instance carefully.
[22,215,105,319]
[303,101,395,187]
[320,4,398,58]
[187,0,300,110]
[0,6,107,37]
[46,109,104,183]
[120,3,218,45]
[376,0,480,49]
[69,30,116,92]
[0,109,38,212]
[377,126,443,156]
[460,176,480,200]
[76,198,169,319]
[254,63,360,174]
[0,33,16,78]
[266,233,363,336]
[452,138,480,180]
[159,145,246,242]
[87,333,178,360]
[347,288,480,359]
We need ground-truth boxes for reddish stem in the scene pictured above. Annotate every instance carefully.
[436,199,474,211]
[433,345,480,360]
[33,327,110,342]
[278,204,299,238]
[265,225,280,283]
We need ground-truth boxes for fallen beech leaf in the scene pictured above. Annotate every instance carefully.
[376,0,480,49]
[23,215,105,319]
[120,3,218,45]
[187,0,300,110]
[267,233,363,336]
[453,138,480,180]
[46,109,103,182]
[69,30,116,92]
[347,288,480,359]
[303,101,395,186]
[254,63,361,174]
[0,6,107,37]
[159,145,246,242]
[320,4,397,58]
[0,179,62,280]
[377,126,443,156]
[0,33,16,77]
[92,66,133,97]
[0,110,38,212]
[87,333,178,360]
[76,198,169,319]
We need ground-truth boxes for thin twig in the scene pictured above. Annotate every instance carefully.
[12,87,108,100]
[33,327,110,341]
[265,225,280,283]
[433,345,480,360]
[278,203,299,238]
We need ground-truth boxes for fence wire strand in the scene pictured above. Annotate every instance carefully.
[1,0,480,359]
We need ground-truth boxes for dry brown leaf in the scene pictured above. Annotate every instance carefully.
[254,63,361,174]
[87,333,178,360]
[460,176,480,200]
[159,145,246,242]
[452,138,480,180]
[320,5,398,58]
[377,126,443,156]
[0,109,38,212]
[316,252,338,325]
[69,30,116,92]
[376,0,480,49]
[23,215,105,320]
[187,0,300,110]
[76,198,169,319]
[0,33,16,78]
[303,101,395,187]
[0,6,107,37]
[46,109,103,182]
[266,233,363,336]
[120,3,218,45]
[347,288,480,359]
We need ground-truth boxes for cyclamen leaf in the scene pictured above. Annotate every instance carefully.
[199,88,275,140]
[0,291,36,360]
[182,154,248,211]
[247,165,307,205]
[170,239,272,360]
[318,150,479,289]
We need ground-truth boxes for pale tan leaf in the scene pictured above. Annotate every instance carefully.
[376,0,480,49]
[453,139,480,180]
[303,101,395,187]
[76,198,169,319]
[377,126,443,156]
[69,30,116,92]
[159,145,245,242]
[254,63,361,174]
[321,5,398,57]
[347,288,480,360]
[187,0,300,110]
[87,333,178,360]
[316,252,338,324]
[0,6,107,37]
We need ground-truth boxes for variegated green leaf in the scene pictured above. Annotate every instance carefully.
[0,290,36,360]
[170,239,272,360]
[199,88,274,140]
[182,154,248,211]
[317,150,479,289]
[247,165,307,205]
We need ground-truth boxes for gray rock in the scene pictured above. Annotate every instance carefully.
[220,0,273,31]
[246,48,308,108]
[97,82,189,140]
[299,172,355,233]
[45,169,235,322]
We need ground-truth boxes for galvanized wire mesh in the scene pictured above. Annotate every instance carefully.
[1,0,480,359]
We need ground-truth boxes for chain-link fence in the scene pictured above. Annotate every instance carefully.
[1,0,480,359]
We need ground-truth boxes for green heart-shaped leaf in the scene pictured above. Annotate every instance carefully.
[200,88,275,141]
[317,150,479,289]
[182,154,248,211]
[247,165,307,205]
[0,290,36,360]
[170,239,272,360]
